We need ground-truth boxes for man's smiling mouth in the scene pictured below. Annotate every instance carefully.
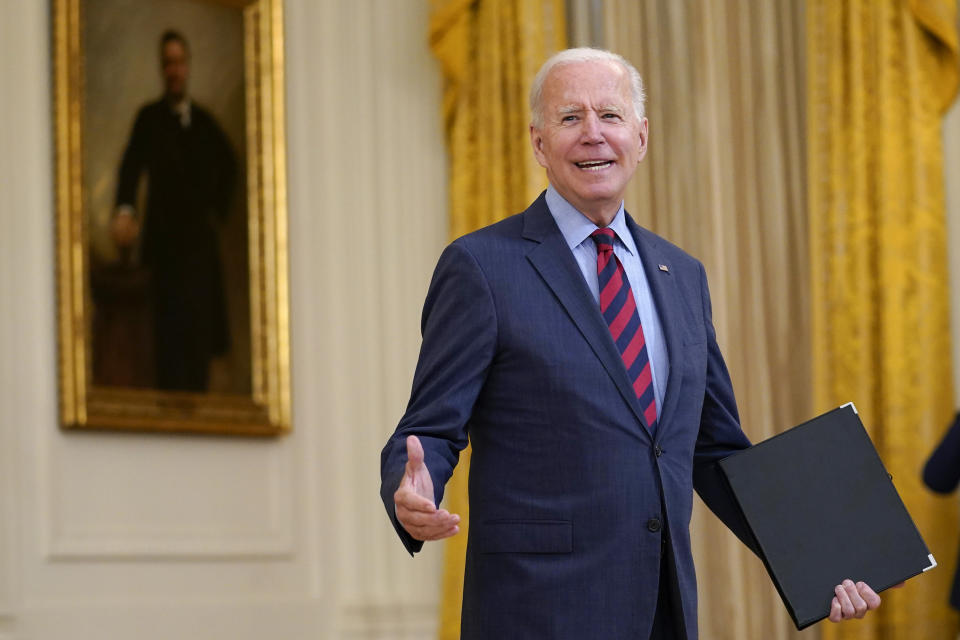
[575,160,613,171]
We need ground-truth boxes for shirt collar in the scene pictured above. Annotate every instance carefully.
[169,98,192,127]
[545,184,636,256]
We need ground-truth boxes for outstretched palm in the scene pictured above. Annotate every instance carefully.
[393,435,460,541]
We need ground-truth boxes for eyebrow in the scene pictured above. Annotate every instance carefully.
[556,104,625,115]
[596,104,625,114]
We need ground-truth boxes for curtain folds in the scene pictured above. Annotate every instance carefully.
[601,1,809,638]
[809,1,959,638]
[427,1,566,637]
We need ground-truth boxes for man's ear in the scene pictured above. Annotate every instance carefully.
[636,117,649,164]
[530,125,548,168]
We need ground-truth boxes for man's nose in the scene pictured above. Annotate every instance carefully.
[580,113,604,143]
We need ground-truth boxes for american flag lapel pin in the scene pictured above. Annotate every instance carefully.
[658,264,669,273]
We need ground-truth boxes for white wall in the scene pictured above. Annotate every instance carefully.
[0,1,448,638]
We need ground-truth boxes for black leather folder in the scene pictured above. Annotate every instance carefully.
[717,403,936,629]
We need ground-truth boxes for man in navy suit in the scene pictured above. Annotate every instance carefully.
[381,48,882,639]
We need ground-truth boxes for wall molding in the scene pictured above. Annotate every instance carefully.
[44,446,294,559]
[16,598,329,639]
[337,602,437,639]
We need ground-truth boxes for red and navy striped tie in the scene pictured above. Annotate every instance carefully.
[590,228,658,431]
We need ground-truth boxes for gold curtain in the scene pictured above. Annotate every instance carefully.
[427,1,565,637]
[602,1,810,638]
[809,1,959,638]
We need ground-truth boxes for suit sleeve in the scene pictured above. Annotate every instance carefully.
[380,241,498,554]
[689,261,759,555]
[203,111,237,221]
[923,412,960,493]
[115,108,149,210]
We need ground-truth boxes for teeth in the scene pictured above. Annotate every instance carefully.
[576,161,612,171]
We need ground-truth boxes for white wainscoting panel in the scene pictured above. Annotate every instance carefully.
[45,435,295,558]
[338,602,439,639]
[18,600,328,640]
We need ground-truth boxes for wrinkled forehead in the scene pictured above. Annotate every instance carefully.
[542,61,632,109]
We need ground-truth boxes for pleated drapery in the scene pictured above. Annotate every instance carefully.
[427,1,565,637]
[601,1,810,638]
[809,1,960,638]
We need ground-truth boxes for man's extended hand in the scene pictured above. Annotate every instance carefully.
[394,435,460,541]
[828,579,885,622]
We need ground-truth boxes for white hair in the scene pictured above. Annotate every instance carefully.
[529,47,646,128]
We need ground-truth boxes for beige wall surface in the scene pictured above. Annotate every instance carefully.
[0,1,447,638]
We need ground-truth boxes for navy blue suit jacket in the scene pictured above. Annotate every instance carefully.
[381,194,754,639]
[923,411,960,610]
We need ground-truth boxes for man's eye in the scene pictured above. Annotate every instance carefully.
[602,113,620,120]
[561,115,578,122]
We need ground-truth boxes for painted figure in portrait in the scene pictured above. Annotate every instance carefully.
[110,30,236,392]
[85,0,251,396]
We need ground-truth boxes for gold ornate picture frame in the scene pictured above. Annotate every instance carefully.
[54,0,290,435]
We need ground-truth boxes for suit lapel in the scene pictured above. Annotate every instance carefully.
[626,215,685,438]
[522,196,654,441]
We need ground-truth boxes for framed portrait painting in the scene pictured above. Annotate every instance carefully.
[54,0,290,435]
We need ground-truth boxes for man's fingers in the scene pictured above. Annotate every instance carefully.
[834,582,856,618]
[397,508,461,541]
[428,525,460,541]
[830,579,883,622]
[394,486,436,513]
[398,506,459,528]
[829,597,842,623]
[404,524,460,542]
[396,435,451,541]
[842,580,868,618]
[412,522,460,542]
[398,506,453,528]
[405,435,425,473]
[856,582,881,610]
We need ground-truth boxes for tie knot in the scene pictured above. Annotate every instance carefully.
[590,228,615,254]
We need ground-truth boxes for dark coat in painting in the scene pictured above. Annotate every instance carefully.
[115,98,236,391]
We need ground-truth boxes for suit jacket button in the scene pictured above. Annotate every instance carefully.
[647,518,662,532]
[654,445,663,457]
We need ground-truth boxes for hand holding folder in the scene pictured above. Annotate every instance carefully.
[718,404,934,629]
[828,579,881,622]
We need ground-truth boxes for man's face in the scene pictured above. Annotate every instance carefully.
[161,40,189,101]
[530,60,648,224]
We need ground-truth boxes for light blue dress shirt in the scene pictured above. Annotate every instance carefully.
[545,185,669,417]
